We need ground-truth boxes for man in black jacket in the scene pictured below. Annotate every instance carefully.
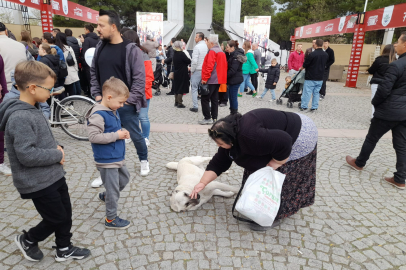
[346,32,406,190]
[163,38,176,95]
[319,39,335,100]
[65,29,80,64]
[80,24,100,97]
[299,39,328,112]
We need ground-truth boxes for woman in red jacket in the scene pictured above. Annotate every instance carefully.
[123,30,154,146]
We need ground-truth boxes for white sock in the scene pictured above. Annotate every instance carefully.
[59,247,69,251]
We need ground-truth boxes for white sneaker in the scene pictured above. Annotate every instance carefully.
[0,164,12,176]
[125,138,132,144]
[145,138,150,147]
[269,99,275,102]
[91,176,103,188]
[140,160,150,176]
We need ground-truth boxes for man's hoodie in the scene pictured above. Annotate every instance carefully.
[0,99,64,195]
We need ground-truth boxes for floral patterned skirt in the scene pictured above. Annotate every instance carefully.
[242,145,317,221]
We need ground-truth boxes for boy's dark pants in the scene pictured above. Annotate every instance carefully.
[28,180,72,248]
[355,117,406,184]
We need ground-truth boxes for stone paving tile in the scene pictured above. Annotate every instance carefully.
[149,72,373,129]
[0,124,404,269]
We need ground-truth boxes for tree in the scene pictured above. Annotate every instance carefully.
[0,8,14,24]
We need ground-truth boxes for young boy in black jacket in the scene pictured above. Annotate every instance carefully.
[258,58,280,101]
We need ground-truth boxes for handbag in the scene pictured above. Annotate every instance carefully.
[198,82,210,96]
[66,51,75,66]
[58,60,68,79]
[168,63,174,80]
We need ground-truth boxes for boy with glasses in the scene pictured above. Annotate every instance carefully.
[0,61,90,262]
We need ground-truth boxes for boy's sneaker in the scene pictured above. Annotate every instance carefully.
[91,176,103,188]
[54,245,91,262]
[105,216,131,230]
[98,192,106,202]
[15,231,44,262]
[145,138,150,147]
[0,163,12,176]
[256,96,262,99]
[269,99,276,102]
[140,160,150,176]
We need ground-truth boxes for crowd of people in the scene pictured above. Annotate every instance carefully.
[0,10,406,264]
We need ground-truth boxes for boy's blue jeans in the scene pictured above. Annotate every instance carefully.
[260,88,276,100]
[118,104,148,161]
[139,99,150,139]
[239,74,255,93]
[301,80,323,110]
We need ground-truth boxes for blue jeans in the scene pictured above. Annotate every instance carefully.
[190,71,201,109]
[301,80,323,109]
[118,104,148,161]
[139,99,150,139]
[73,81,82,95]
[239,74,255,93]
[228,84,239,110]
[260,88,276,100]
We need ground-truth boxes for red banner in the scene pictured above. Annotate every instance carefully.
[290,35,295,52]
[294,3,406,39]
[345,26,366,88]
[40,4,54,33]
[6,0,98,24]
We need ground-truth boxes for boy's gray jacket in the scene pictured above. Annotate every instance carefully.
[0,99,64,194]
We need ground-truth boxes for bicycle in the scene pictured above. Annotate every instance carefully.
[49,88,95,141]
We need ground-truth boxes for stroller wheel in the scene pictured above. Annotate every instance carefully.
[298,102,301,108]
[278,99,283,105]
[287,102,293,108]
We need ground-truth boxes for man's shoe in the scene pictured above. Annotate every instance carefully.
[177,104,186,108]
[189,108,198,112]
[244,88,248,92]
[299,107,307,112]
[91,176,103,188]
[219,104,227,107]
[154,91,161,96]
[15,231,44,262]
[0,163,12,176]
[212,119,217,123]
[320,95,325,101]
[198,119,213,125]
[166,92,175,95]
[105,217,130,230]
[345,156,363,171]
[140,160,150,176]
[310,109,317,113]
[54,245,91,262]
[246,91,253,95]
[383,177,405,190]
[237,94,243,97]
[98,192,106,202]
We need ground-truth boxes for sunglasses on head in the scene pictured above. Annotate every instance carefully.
[208,129,223,137]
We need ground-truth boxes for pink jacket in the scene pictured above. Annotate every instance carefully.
[288,50,304,71]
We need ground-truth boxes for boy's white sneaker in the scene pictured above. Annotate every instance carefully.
[145,138,150,147]
[140,160,150,176]
[0,164,12,176]
[91,176,103,188]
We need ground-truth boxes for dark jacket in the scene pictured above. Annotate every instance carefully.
[90,39,147,112]
[67,36,81,65]
[0,99,64,194]
[227,48,246,85]
[164,45,175,65]
[303,48,328,81]
[368,55,390,85]
[206,109,302,175]
[304,47,313,59]
[82,32,99,67]
[172,50,191,95]
[259,64,280,89]
[21,42,38,59]
[372,53,406,121]
[39,54,60,86]
[325,47,335,69]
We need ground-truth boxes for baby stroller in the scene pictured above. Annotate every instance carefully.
[276,69,305,108]
[153,63,170,96]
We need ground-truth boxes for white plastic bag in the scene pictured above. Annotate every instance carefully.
[235,167,286,226]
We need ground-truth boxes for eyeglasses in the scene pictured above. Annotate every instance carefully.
[208,129,223,137]
[26,85,54,94]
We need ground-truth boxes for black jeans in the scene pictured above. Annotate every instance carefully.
[28,181,73,248]
[201,84,220,120]
[219,91,228,105]
[356,117,406,184]
[250,73,258,91]
[319,68,330,97]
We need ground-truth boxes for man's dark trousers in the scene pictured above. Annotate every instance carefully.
[28,179,72,248]
[201,84,220,120]
[319,68,330,97]
[250,73,258,91]
[356,118,406,184]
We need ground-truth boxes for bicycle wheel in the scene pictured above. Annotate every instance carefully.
[55,95,95,141]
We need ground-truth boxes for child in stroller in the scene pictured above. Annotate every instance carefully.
[276,69,305,108]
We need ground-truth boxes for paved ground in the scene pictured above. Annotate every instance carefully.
[1,74,406,270]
